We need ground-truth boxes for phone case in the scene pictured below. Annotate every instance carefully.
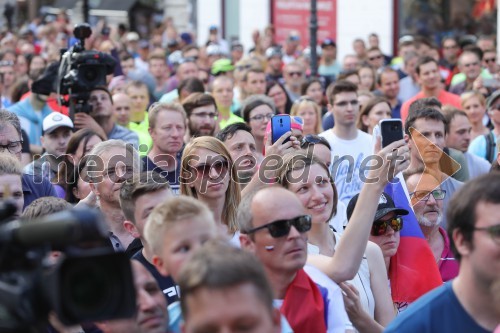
[271,115,291,144]
[380,119,403,148]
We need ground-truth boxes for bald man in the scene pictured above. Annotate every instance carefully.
[113,93,133,127]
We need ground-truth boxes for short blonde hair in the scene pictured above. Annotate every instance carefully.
[290,97,323,134]
[148,102,187,129]
[144,196,215,255]
[460,90,486,108]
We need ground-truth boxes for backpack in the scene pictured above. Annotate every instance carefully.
[484,131,496,163]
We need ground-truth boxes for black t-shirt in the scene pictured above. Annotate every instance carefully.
[125,237,143,258]
[132,250,179,305]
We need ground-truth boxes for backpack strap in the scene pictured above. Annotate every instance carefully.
[484,132,496,163]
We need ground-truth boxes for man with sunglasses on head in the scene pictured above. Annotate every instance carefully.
[385,173,500,333]
[404,169,459,282]
[239,186,349,333]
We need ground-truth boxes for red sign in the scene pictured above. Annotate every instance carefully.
[272,0,337,47]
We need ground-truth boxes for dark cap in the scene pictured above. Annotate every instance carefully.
[321,38,336,48]
[486,90,500,110]
[346,192,409,222]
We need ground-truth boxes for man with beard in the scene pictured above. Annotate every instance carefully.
[217,122,257,188]
[404,169,459,282]
[75,87,139,149]
[181,92,218,139]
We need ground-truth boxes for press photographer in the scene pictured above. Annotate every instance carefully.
[0,198,136,333]
[58,24,138,149]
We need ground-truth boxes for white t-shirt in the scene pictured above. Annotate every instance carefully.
[319,129,373,205]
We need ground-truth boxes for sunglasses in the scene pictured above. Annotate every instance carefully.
[192,159,229,179]
[245,215,312,238]
[371,216,403,236]
[484,57,497,63]
[368,55,383,61]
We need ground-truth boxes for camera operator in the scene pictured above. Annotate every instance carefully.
[0,153,24,219]
[0,109,57,208]
[74,86,139,149]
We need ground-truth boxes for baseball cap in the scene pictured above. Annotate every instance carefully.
[43,112,74,134]
[321,38,336,48]
[265,47,282,59]
[346,192,409,222]
[180,32,193,45]
[207,44,223,56]
[211,58,235,75]
[486,90,500,109]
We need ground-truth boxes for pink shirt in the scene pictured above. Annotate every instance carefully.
[438,227,459,282]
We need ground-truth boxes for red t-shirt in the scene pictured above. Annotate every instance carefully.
[401,89,462,123]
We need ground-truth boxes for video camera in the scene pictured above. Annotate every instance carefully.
[58,23,116,117]
[0,201,136,333]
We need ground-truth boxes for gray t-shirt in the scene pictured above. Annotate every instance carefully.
[108,124,139,150]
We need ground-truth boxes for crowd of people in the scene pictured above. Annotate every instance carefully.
[0,11,499,333]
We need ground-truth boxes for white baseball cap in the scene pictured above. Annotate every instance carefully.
[43,112,74,134]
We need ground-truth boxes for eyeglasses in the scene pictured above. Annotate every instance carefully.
[245,215,312,238]
[235,64,253,71]
[473,224,500,244]
[334,100,359,107]
[371,217,403,236]
[368,55,383,61]
[191,111,218,119]
[484,57,497,63]
[192,159,229,179]
[409,189,446,202]
[0,140,23,154]
[443,45,458,50]
[287,71,303,77]
[249,113,274,122]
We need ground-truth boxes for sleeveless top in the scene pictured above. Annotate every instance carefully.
[307,230,375,332]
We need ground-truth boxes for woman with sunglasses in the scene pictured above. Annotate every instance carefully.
[180,136,241,243]
[291,97,323,135]
[277,152,401,332]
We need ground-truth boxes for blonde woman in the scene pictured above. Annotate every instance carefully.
[460,91,490,141]
[180,136,241,243]
[291,96,323,135]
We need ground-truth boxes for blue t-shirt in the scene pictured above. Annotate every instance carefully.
[22,173,57,209]
[384,282,490,333]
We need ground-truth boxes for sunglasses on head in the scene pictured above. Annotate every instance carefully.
[371,216,403,236]
[245,215,312,238]
[192,159,229,178]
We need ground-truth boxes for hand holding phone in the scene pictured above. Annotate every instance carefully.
[271,115,291,144]
[380,119,403,148]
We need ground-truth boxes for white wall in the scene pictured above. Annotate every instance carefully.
[239,0,271,53]
[196,0,222,46]
[337,0,393,63]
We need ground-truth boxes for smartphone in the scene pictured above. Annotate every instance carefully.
[380,119,403,148]
[271,115,291,144]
